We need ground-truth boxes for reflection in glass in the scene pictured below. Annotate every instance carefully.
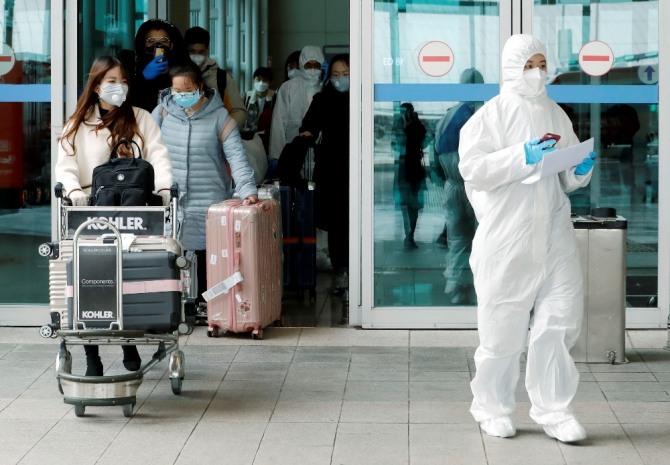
[0,3,52,303]
[535,0,659,308]
[373,1,499,307]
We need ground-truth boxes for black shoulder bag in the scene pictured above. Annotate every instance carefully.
[89,138,161,206]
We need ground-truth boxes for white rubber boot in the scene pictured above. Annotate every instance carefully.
[543,418,587,443]
[480,416,516,438]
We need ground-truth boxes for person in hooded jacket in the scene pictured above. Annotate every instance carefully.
[151,61,258,305]
[458,34,597,443]
[184,26,247,128]
[268,45,325,177]
[133,19,190,112]
[299,53,350,292]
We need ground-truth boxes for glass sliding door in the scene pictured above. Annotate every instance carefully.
[363,0,504,327]
[360,0,664,328]
[0,1,53,315]
[532,0,662,327]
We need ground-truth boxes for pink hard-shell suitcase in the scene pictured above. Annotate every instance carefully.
[204,198,282,339]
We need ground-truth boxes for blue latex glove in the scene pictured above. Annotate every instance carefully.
[524,137,556,165]
[142,56,168,80]
[574,151,597,175]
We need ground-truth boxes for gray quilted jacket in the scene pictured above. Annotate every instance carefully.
[152,88,257,250]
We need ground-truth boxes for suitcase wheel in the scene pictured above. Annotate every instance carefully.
[251,329,263,340]
[206,327,219,338]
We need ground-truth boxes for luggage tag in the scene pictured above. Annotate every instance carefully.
[202,271,243,302]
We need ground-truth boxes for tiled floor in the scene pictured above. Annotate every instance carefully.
[2,326,670,465]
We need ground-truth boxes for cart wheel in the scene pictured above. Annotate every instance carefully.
[74,404,85,417]
[251,329,263,340]
[39,325,53,338]
[178,322,193,335]
[171,377,183,395]
[122,403,135,418]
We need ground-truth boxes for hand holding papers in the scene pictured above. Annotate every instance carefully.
[522,138,595,184]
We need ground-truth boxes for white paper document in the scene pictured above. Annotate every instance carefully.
[522,138,595,184]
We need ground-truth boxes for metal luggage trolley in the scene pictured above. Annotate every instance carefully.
[38,183,191,417]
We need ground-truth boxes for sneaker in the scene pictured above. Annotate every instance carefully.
[543,418,587,443]
[480,416,516,438]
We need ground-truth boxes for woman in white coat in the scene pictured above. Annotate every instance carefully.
[56,56,173,376]
[458,34,597,443]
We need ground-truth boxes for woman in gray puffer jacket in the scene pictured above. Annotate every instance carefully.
[152,61,258,304]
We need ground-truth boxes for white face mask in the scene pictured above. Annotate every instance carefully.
[254,81,269,93]
[287,69,298,80]
[523,67,547,94]
[190,54,206,66]
[304,68,321,82]
[98,83,128,107]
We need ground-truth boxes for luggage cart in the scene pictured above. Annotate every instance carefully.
[39,183,190,417]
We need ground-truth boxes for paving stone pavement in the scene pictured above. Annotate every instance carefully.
[1,327,670,465]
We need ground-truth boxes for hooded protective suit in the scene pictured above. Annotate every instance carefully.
[268,45,325,160]
[458,34,592,427]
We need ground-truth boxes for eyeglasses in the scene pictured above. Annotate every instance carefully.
[171,89,199,99]
[145,37,171,47]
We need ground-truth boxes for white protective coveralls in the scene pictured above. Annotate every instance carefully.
[458,34,593,427]
[268,45,324,160]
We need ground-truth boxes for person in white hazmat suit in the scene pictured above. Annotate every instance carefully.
[268,45,325,175]
[458,34,597,443]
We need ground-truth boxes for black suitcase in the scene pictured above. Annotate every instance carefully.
[280,184,317,299]
[67,247,182,331]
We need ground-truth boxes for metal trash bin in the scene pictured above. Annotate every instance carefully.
[571,208,627,364]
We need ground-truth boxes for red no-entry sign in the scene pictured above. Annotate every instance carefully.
[578,41,614,77]
[418,41,454,77]
[0,43,16,77]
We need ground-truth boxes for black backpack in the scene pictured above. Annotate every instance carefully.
[89,138,161,206]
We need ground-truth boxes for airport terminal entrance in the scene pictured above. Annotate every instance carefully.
[357,0,664,328]
[0,0,665,330]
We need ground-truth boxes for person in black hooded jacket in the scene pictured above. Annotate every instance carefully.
[132,19,189,112]
[299,53,350,292]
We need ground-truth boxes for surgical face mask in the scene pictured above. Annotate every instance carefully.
[173,89,201,109]
[190,54,206,66]
[304,68,321,82]
[287,68,298,80]
[98,83,128,107]
[254,81,269,93]
[331,76,350,93]
[523,67,547,94]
